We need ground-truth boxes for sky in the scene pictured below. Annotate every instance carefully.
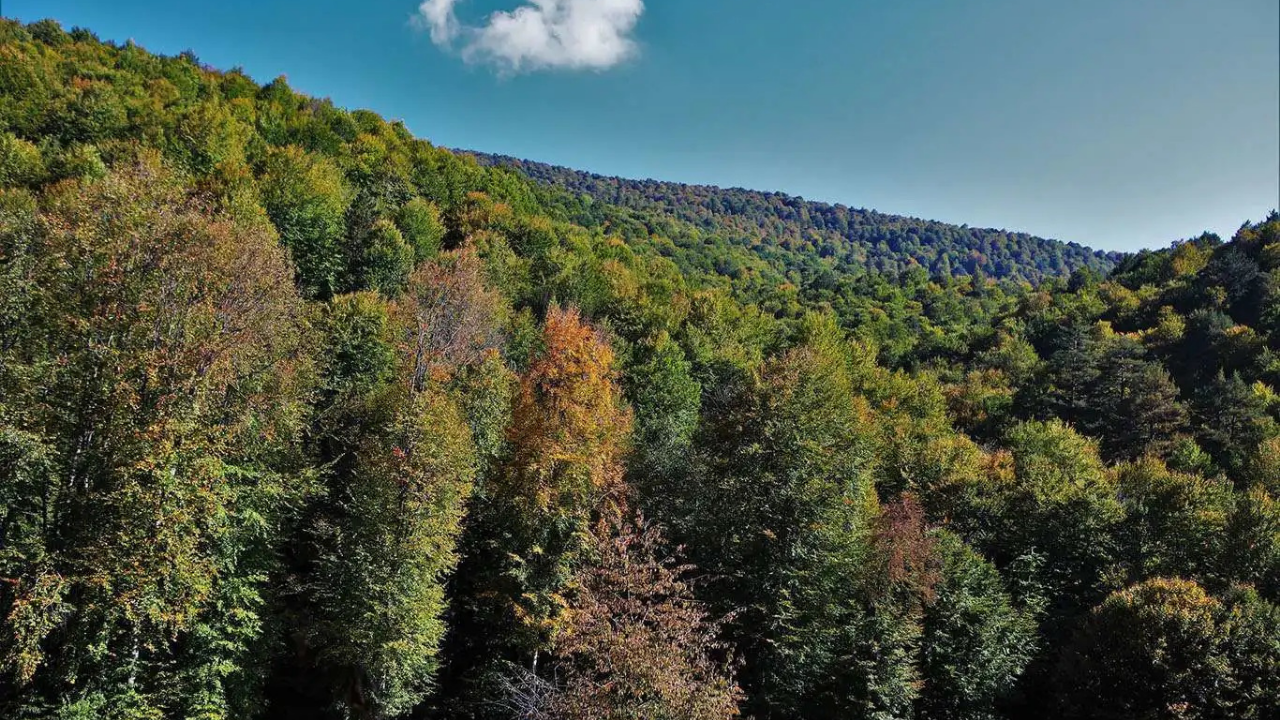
[4,0,1278,252]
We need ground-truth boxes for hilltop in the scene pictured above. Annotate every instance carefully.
[469,151,1122,283]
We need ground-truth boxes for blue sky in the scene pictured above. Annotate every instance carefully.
[5,0,1278,252]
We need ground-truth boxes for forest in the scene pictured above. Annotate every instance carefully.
[468,152,1121,284]
[1,18,1278,720]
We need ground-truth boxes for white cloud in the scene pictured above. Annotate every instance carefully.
[415,0,644,74]
[416,0,462,44]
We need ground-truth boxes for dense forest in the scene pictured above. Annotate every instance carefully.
[1,18,1278,720]
[468,152,1121,283]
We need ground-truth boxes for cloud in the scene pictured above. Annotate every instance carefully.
[415,0,644,74]
[417,0,462,44]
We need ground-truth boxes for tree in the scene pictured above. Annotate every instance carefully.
[1023,322,1103,431]
[259,145,351,298]
[1092,339,1189,461]
[1222,486,1280,602]
[435,307,632,717]
[917,531,1038,720]
[1055,578,1280,720]
[308,382,478,719]
[946,420,1124,711]
[681,326,924,719]
[509,517,742,720]
[0,132,44,187]
[396,197,446,262]
[348,216,414,296]
[1194,372,1277,474]
[395,247,506,391]
[494,305,632,642]
[1214,585,1280,718]
[958,421,1122,618]
[270,255,510,718]
[0,159,307,718]
[621,331,702,524]
[1113,457,1233,584]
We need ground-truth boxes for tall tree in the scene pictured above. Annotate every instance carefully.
[0,159,307,718]
[681,322,925,719]
[917,531,1038,720]
[271,247,510,719]
[436,306,632,717]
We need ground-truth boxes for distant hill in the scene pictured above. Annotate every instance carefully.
[468,152,1123,284]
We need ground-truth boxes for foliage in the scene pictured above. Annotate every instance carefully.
[0,158,307,718]
[513,517,741,720]
[0,19,1276,720]
[1054,578,1280,719]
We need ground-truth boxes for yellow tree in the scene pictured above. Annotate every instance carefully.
[502,305,632,648]
[505,306,631,516]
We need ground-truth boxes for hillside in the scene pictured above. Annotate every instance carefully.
[0,18,1278,720]
[469,151,1121,283]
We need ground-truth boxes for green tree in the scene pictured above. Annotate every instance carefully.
[1055,578,1280,720]
[396,197,446,262]
[621,331,702,523]
[0,132,44,187]
[683,325,923,719]
[1113,457,1233,584]
[1194,373,1277,474]
[259,145,351,298]
[1092,339,1189,461]
[348,216,414,296]
[0,159,307,718]
[960,421,1123,618]
[1223,486,1280,601]
[272,265,508,717]
[917,531,1038,720]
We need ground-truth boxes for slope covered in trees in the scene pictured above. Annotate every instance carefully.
[468,152,1121,284]
[1,18,1278,720]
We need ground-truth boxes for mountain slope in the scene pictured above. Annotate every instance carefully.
[468,151,1121,283]
[2,18,1278,720]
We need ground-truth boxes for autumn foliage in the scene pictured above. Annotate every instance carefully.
[535,517,741,720]
[504,305,631,515]
[1,19,1278,720]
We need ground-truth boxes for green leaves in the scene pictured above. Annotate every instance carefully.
[1055,578,1280,720]
[260,145,351,298]
[918,531,1037,720]
[0,159,307,718]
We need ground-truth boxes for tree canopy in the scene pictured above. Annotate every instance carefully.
[0,18,1277,720]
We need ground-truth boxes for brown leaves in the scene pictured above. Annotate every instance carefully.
[871,494,942,605]
[396,246,505,390]
[541,516,742,720]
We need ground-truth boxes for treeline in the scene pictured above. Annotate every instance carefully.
[469,152,1121,284]
[1,18,1278,720]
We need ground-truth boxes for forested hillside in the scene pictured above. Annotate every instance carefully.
[1,18,1278,720]
[469,152,1121,283]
